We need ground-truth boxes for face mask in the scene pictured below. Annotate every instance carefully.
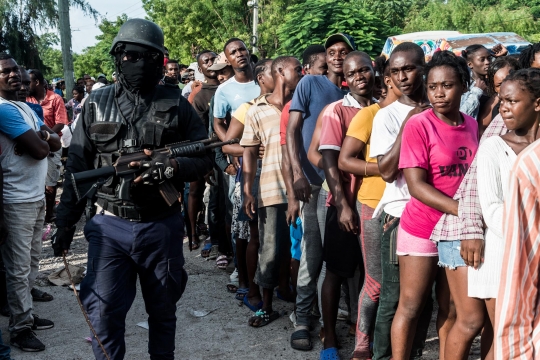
[121,59,160,91]
[117,43,162,91]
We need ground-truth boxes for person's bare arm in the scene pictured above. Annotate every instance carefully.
[213,117,228,141]
[286,110,311,202]
[15,125,60,160]
[403,167,458,216]
[338,136,380,176]
[222,117,246,156]
[307,107,326,170]
[378,105,430,183]
[242,145,259,220]
[41,125,61,152]
[322,150,357,233]
[281,145,300,226]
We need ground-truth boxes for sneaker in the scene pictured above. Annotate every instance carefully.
[31,314,54,330]
[11,329,45,352]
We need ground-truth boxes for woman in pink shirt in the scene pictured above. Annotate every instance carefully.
[391,51,479,359]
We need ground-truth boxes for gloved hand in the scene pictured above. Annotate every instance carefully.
[51,225,77,257]
[138,151,176,185]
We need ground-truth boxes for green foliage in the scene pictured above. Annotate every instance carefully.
[0,0,97,70]
[359,0,414,31]
[36,33,64,79]
[143,0,250,63]
[277,0,390,58]
[404,0,540,42]
[72,15,127,79]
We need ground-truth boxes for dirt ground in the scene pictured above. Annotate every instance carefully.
[2,187,482,360]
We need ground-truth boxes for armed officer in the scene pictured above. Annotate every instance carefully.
[53,19,213,360]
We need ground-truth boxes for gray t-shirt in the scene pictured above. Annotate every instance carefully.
[0,100,47,203]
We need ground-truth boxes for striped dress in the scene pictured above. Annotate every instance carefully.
[495,139,540,360]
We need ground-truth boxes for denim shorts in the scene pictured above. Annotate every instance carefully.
[437,240,466,270]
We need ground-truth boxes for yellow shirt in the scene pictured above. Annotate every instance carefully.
[231,102,252,125]
[346,103,386,209]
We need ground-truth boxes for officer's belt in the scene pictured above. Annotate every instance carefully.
[95,197,181,222]
[96,198,142,221]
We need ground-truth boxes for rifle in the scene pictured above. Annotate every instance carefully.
[71,136,239,209]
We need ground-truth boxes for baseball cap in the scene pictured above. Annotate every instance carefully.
[324,33,356,51]
[208,52,230,71]
[97,74,106,79]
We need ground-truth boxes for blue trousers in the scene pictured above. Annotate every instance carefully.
[81,212,188,360]
[0,329,11,359]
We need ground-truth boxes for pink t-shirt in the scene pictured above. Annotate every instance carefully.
[399,109,478,239]
[318,98,362,207]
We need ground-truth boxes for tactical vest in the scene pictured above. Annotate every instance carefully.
[85,84,184,221]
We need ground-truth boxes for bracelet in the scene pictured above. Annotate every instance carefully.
[364,162,368,176]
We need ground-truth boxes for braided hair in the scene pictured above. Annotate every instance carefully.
[518,43,540,69]
[425,50,471,87]
[461,44,487,62]
[504,68,540,99]
[486,57,521,96]
[253,59,273,85]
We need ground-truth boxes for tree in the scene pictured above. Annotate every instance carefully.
[143,0,250,63]
[359,0,415,32]
[0,0,96,70]
[404,0,540,43]
[72,15,127,80]
[277,0,391,58]
[37,33,64,79]
[142,0,302,62]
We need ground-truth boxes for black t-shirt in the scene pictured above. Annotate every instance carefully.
[192,83,219,131]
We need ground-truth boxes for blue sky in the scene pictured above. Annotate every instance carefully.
[67,0,147,53]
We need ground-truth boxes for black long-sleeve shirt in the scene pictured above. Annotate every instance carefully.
[56,84,213,227]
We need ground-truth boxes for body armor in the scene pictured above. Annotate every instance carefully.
[85,84,184,221]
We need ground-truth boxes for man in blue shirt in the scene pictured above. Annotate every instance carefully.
[53,79,64,99]
[0,53,61,352]
[286,33,353,351]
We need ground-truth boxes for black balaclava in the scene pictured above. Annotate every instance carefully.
[115,43,163,93]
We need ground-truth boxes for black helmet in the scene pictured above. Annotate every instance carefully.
[110,18,165,55]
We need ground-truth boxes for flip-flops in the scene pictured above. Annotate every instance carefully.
[216,255,230,270]
[320,347,340,360]
[248,309,280,328]
[243,295,263,312]
[200,243,212,258]
[235,287,248,301]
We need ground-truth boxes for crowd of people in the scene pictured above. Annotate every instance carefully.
[0,18,539,360]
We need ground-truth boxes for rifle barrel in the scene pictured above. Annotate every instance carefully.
[72,166,116,183]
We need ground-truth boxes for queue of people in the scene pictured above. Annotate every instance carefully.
[0,17,539,360]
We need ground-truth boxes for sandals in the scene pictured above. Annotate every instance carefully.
[31,288,54,302]
[320,347,340,360]
[207,245,219,260]
[248,309,280,328]
[200,243,212,258]
[243,295,263,312]
[216,255,230,270]
[290,328,312,351]
[235,287,248,301]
